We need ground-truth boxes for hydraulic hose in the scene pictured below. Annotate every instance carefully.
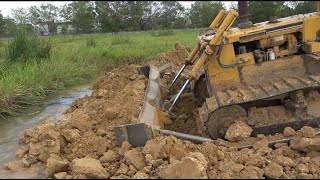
[217,37,245,68]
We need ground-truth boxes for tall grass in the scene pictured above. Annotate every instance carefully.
[86,36,96,47]
[111,35,131,45]
[0,29,200,117]
[5,29,52,63]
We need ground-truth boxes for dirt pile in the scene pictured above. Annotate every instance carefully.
[150,43,191,68]
[5,44,320,179]
[11,62,149,178]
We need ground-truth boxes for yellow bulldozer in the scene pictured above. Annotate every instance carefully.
[114,1,320,147]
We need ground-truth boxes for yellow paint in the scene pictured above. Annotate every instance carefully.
[210,10,239,46]
[304,42,320,53]
[286,34,298,51]
[189,52,210,80]
[258,35,287,49]
[193,6,320,94]
[209,9,227,29]
[207,43,241,92]
[236,52,255,66]
[185,45,200,65]
[224,12,319,44]
[303,16,320,42]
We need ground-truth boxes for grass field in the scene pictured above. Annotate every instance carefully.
[0,29,201,117]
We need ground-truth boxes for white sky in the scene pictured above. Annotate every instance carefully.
[0,1,233,18]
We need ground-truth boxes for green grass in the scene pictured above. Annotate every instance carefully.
[86,36,97,48]
[150,29,175,37]
[5,29,53,63]
[0,29,201,117]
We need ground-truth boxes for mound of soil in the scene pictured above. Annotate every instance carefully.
[7,44,320,179]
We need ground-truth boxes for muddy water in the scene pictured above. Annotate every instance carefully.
[0,84,93,179]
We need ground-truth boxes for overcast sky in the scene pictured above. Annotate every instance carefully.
[0,1,233,18]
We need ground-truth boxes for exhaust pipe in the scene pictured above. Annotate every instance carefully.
[238,1,253,28]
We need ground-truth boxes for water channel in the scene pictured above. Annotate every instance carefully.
[0,84,93,178]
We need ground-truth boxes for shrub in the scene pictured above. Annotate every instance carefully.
[5,29,52,63]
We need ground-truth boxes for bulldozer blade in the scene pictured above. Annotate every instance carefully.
[114,64,171,147]
[137,64,170,128]
[113,123,155,148]
[113,122,215,147]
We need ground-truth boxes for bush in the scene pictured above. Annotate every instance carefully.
[5,29,52,63]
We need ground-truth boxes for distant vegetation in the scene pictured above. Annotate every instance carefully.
[0,29,200,117]
[0,1,316,37]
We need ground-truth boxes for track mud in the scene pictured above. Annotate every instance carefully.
[4,44,320,179]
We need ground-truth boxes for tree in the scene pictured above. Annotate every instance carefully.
[28,3,59,24]
[0,11,4,35]
[248,1,293,23]
[290,1,317,14]
[61,25,67,35]
[154,1,186,29]
[59,2,95,33]
[95,1,155,32]
[1,16,18,37]
[65,1,96,34]
[95,1,122,33]
[28,4,59,34]
[28,6,41,24]
[188,1,225,28]
[11,7,30,25]
[276,2,296,18]
[139,1,156,30]
[124,1,153,31]
[59,4,74,22]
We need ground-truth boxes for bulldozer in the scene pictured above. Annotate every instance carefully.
[114,1,320,147]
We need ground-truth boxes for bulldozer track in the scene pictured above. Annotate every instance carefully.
[214,75,320,107]
[197,75,320,139]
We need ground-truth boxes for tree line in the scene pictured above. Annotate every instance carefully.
[0,1,317,37]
